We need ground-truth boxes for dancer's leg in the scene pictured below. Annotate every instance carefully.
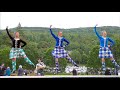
[66,55,78,67]
[24,56,35,66]
[20,49,35,66]
[101,58,106,74]
[110,58,120,68]
[55,58,59,73]
[12,58,16,73]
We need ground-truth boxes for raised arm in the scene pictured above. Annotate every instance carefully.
[64,38,70,47]
[108,38,115,47]
[49,25,57,39]
[94,24,101,39]
[20,39,27,48]
[6,26,13,40]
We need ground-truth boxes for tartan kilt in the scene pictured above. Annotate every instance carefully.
[99,47,113,58]
[52,47,68,58]
[9,48,26,59]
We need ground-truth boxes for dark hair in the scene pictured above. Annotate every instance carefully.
[38,58,43,62]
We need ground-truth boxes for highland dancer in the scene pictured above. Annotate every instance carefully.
[94,24,120,74]
[50,25,78,74]
[6,26,35,73]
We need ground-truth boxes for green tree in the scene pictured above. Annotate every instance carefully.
[87,45,101,68]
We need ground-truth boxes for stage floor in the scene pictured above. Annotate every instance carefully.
[0,75,120,78]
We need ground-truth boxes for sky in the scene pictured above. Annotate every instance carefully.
[0,12,120,29]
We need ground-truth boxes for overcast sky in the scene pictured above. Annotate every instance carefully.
[0,12,120,29]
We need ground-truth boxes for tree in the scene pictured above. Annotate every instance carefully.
[87,45,101,68]
[70,50,81,64]
[17,22,22,29]
[112,38,120,64]
[0,46,11,67]
[0,26,120,71]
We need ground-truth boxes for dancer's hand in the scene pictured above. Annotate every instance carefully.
[50,25,52,28]
[6,26,8,29]
[95,24,98,27]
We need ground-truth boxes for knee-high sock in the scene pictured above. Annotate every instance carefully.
[55,61,59,71]
[21,50,35,67]
[12,61,16,72]
[66,56,77,66]
[24,56,35,67]
[102,62,106,71]
[111,60,120,68]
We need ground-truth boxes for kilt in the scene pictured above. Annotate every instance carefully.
[9,48,26,59]
[52,47,68,58]
[99,47,113,58]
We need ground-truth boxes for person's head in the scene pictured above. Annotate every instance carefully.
[15,32,20,38]
[1,63,4,66]
[7,67,10,69]
[73,68,76,70]
[58,31,63,37]
[19,65,22,68]
[102,30,107,37]
[38,58,42,63]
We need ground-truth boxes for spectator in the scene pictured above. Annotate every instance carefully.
[5,67,11,76]
[18,65,24,76]
[72,68,77,75]
[118,70,120,76]
[105,68,111,75]
[23,69,28,76]
[35,58,46,76]
[30,70,33,74]
[0,63,6,76]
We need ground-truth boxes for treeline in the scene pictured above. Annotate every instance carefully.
[0,26,120,70]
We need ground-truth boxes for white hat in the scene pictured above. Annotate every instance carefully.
[19,65,22,68]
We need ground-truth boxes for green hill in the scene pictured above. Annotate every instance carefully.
[0,26,120,70]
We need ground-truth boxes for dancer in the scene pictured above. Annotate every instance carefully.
[94,24,120,74]
[50,25,78,74]
[6,26,35,73]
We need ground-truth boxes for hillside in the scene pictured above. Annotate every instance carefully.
[0,26,120,71]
